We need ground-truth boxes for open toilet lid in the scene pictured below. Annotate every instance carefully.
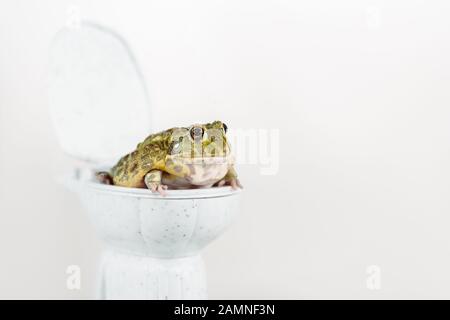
[48,22,152,167]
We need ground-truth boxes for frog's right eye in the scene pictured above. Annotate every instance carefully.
[190,126,204,140]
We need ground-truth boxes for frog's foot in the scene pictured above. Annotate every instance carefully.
[144,170,168,196]
[95,172,113,185]
[217,177,243,190]
[147,182,168,196]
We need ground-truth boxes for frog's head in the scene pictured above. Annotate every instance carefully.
[166,120,232,165]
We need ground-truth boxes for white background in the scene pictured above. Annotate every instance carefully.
[1,0,450,299]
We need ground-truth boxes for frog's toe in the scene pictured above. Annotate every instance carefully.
[147,182,168,196]
[230,178,243,190]
[95,172,113,185]
[217,179,226,187]
[216,178,243,189]
[156,184,168,196]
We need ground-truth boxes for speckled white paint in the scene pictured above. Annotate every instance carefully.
[74,179,241,299]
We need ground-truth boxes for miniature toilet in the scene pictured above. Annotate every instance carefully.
[49,22,241,299]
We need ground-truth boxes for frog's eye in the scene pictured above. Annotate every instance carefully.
[190,126,204,140]
[171,137,183,152]
[223,123,228,133]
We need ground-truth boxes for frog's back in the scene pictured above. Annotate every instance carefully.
[111,130,172,187]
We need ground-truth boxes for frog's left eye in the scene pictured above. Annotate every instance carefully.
[223,123,228,133]
[171,137,183,152]
[190,126,204,140]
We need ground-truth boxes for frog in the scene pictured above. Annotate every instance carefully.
[95,120,242,196]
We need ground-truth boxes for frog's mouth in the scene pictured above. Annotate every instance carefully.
[169,155,233,166]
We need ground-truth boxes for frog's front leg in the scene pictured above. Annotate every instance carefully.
[217,166,243,190]
[144,170,168,196]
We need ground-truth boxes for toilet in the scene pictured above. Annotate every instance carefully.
[49,22,241,299]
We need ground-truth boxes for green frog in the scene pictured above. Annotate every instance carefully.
[96,120,242,196]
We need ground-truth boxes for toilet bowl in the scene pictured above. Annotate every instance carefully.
[66,175,240,299]
[49,22,242,299]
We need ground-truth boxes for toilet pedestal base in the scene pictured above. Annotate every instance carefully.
[97,250,207,300]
